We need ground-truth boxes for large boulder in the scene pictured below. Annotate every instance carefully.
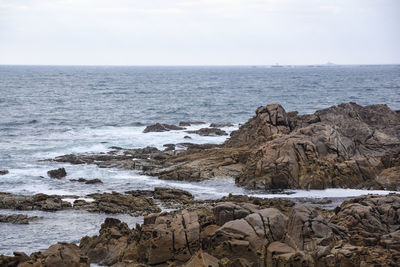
[210,208,288,264]
[47,168,67,179]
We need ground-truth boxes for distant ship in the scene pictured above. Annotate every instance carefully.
[271,63,284,67]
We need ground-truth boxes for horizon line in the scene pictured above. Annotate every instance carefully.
[1,63,399,67]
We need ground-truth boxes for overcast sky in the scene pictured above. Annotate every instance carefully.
[0,0,399,65]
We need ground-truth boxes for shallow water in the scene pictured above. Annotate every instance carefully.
[0,65,399,255]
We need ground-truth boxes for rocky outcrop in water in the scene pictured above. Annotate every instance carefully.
[70,178,103,184]
[148,103,400,190]
[47,167,67,179]
[0,170,9,175]
[0,214,39,224]
[73,192,160,216]
[51,103,400,190]
[0,192,72,211]
[143,123,185,133]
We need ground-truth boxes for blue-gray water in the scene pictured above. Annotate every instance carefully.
[0,65,399,256]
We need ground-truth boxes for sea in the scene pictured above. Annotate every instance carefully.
[0,65,399,256]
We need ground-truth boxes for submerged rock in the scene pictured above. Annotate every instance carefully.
[47,167,67,179]
[143,123,185,133]
[70,178,103,184]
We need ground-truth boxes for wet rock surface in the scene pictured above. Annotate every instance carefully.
[70,178,103,184]
[0,170,9,175]
[143,123,185,133]
[0,192,72,211]
[47,167,67,179]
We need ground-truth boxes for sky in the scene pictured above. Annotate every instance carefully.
[0,0,399,65]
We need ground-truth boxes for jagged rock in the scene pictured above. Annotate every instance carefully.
[210,122,234,128]
[80,218,131,266]
[330,194,400,247]
[47,167,67,179]
[186,127,228,136]
[211,208,288,264]
[0,192,71,211]
[0,170,9,175]
[143,123,185,133]
[284,205,346,254]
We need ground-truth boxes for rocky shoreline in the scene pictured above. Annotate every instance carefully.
[1,193,400,266]
[52,102,400,190]
[1,102,399,266]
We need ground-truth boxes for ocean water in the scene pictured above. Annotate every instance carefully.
[1,65,400,256]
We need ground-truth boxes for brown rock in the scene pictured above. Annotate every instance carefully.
[184,250,219,267]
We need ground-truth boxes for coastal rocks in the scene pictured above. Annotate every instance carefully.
[330,194,400,247]
[0,170,9,175]
[0,243,89,267]
[0,192,72,211]
[143,123,185,133]
[80,218,131,266]
[0,214,39,224]
[150,102,400,190]
[284,205,346,255]
[47,167,67,179]
[27,243,89,267]
[0,252,30,267]
[53,146,167,170]
[73,192,161,216]
[186,127,228,136]
[70,178,103,184]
